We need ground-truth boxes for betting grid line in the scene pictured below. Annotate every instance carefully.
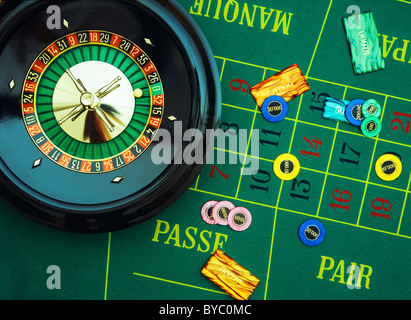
[220,102,411,149]
[235,68,267,198]
[221,103,411,149]
[132,272,229,296]
[214,56,411,104]
[188,186,411,241]
[188,186,411,240]
[262,0,333,300]
[263,176,283,299]
[316,86,348,217]
[192,58,229,191]
[356,95,388,226]
[305,0,334,76]
[212,146,410,194]
[398,173,411,234]
[104,232,112,300]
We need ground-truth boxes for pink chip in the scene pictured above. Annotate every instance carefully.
[201,200,218,225]
[212,201,235,225]
[228,207,252,231]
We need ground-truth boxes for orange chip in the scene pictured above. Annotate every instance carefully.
[250,63,310,108]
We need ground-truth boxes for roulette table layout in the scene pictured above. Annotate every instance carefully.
[0,0,410,300]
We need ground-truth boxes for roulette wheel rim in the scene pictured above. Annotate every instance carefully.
[0,0,221,233]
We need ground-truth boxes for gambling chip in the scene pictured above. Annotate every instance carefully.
[201,249,260,300]
[345,99,365,126]
[343,12,385,75]
[273,153,300,181]
[212,201,235,225]
[299,219,325,246]
[261,96,288,123]
[322,97,350,123]
[227,207,252,232]
[361,116,382,137]
[362,99,382,118]
[375,154,402,181]
[250,63,310,107]
[201,200,218,225]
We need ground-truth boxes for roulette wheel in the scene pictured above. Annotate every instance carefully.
[0,0,221,232]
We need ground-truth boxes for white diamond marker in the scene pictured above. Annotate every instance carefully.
[9,79,15,91]
[32,158,42,168]
[168,116,177,122]
[144,38,155,46]
[63,19,69,30]
[111,176,125,184]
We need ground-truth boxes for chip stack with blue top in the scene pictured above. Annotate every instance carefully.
[261,96,289,123]
[345,99,365,126]
[299,219,326,247]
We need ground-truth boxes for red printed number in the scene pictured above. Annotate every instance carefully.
[210,165,229,180]
[330,189,352,211]
[300,136,322,158]
[230,79,250,93]
[370,198,391,220]
[391,111,411,133]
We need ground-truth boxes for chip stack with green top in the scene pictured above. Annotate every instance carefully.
[361,116,382,137]
[362,99,382,118]
[343,12,385,75]
[322,97,350,123]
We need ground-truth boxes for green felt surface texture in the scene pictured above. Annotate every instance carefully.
[0,0,410,300]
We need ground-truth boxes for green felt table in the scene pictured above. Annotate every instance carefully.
[1,0,410,300]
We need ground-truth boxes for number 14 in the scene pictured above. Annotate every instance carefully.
[300,136,322,159]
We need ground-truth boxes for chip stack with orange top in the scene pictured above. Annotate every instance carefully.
[251,63,310,107]
[201,249,260,300]
[251,64,310,123]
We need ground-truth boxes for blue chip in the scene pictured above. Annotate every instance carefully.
[345,99,365,126]
[299,219,325,246]
[262,96,288,122]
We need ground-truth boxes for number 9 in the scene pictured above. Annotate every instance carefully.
[230,79,250,93]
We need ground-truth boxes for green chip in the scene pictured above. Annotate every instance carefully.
[362,99,382,118]
[343,12,385,75]
[361,116,382,137]
[322,97,350,123]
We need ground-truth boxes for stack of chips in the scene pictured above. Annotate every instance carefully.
[201,249,260,300]
[201,200,252,232]
[343,11,385,75]
[360,99,382,137]
[322,97,382,137]
[250,63,310,123]
[322,97,350,123]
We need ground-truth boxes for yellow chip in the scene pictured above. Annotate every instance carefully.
[375,154,402,181]
[273,153,300,181]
